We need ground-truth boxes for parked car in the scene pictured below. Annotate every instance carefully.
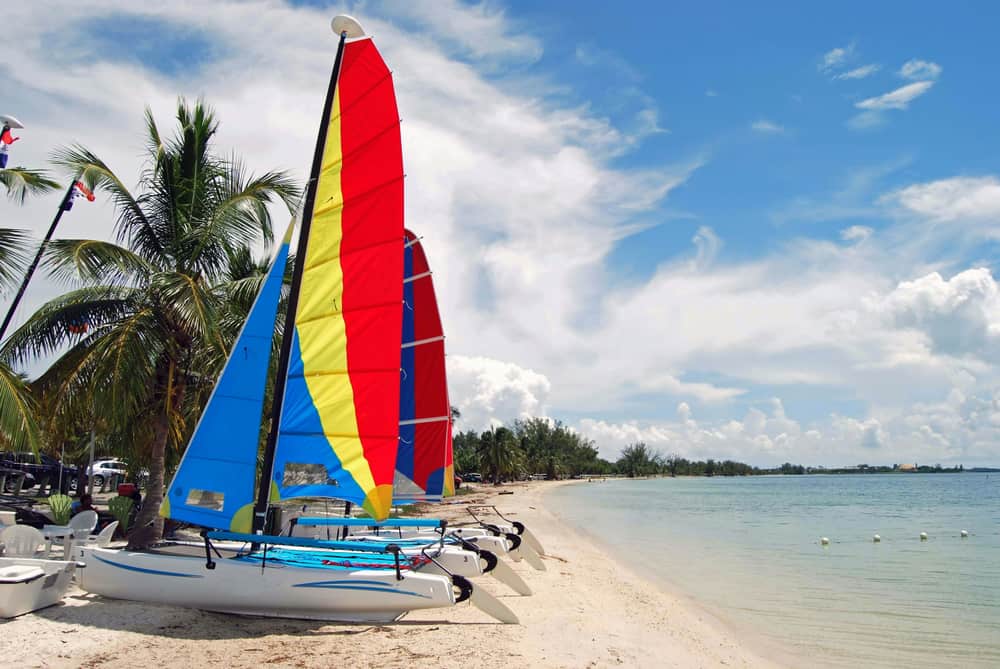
[86,459,128,488]
[0,452,79,493]
[86,459,148,488]
[462,472,483,483]
[0,467,36,493]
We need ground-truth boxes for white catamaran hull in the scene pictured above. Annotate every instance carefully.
[75,546,457,623]
[0,558,77,618]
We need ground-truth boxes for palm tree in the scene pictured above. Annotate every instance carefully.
[2,100,299,546]
[478,426,524,485]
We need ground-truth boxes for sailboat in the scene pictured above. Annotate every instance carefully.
[273,229,532,595]
[74,15,517,624]
[292,228,546,568]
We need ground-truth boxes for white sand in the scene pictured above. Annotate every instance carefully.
[1,481,782,668]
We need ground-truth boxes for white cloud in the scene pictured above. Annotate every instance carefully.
[820,43,854,72]
[841,225,873,243]
[865,269,1000,358]
[388,0,543,63]
[634,373,744,403]
[751,119,785,134]
[884,176,1000,224]
[899,59,942,81]
[835,64,881,80]
[690,225,721,270]
[705,89,718,98]
[577,389,1000,466]
[856,81,935,110]
[448,356,552,430]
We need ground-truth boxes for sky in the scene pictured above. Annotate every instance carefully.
[2,1,999,467]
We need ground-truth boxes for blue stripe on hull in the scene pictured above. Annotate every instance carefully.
[92,553,203,579]
[293,581,431,598]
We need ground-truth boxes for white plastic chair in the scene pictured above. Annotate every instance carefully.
[0,525,45,558]
[82,520,119,548]
[68,510,98,536]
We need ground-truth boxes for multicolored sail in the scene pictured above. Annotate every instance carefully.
[394,230,454,502]
[161,228,292,532]
[271,36,404,520]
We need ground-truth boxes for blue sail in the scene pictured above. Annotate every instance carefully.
[160,233,291,532]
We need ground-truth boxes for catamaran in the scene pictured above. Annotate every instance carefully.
[75,15,517,624]
[270,227,543,576]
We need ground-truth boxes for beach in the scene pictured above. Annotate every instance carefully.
[1,481,779,669]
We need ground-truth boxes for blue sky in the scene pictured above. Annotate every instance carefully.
[2,1,999,466]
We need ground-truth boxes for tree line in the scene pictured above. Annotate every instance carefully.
[452,431,970,482]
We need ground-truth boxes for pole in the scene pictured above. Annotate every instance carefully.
[0,180,76,342]
[87,427,96,496]
[251,29,350,536]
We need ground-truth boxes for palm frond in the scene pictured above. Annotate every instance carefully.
[151,272,221,346]
[0,286,140,366]
[84,308,163,425]
[51,145,166,264]
[143,106,165,167]
[0,228,30,290]
[183,162,299,278]
[0,362,38,451]
[43,238,154,286]
[0,167,60,204]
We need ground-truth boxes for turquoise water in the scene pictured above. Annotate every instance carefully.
[547,474,1000,668]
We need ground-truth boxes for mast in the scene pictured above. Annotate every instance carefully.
[0,179,88,342]
[251,22,352,535]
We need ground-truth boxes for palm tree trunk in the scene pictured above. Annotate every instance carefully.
[127,357,185,549]
[127,410,168,548]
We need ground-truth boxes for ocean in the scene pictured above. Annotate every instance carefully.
[546,473,1000,668]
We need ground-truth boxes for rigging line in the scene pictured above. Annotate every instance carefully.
[403,271,431,284]
[401,335,444,349]
[403,235,424,249]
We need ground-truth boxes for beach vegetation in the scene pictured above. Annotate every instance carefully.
[453,418,612,481]
[1,99,299,547]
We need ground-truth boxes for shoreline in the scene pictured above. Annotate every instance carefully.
[2,481,783,668]
[541,479,798,668]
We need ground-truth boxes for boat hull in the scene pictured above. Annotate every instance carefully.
[75,546,456,622]
[0,557,77,618]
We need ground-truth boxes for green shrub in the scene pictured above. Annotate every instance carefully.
[47,494,73,525]
[109,496,134,533]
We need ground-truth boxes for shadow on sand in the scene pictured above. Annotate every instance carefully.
[31,592,502,640]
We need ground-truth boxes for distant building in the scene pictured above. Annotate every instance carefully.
[897,463,917,472]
